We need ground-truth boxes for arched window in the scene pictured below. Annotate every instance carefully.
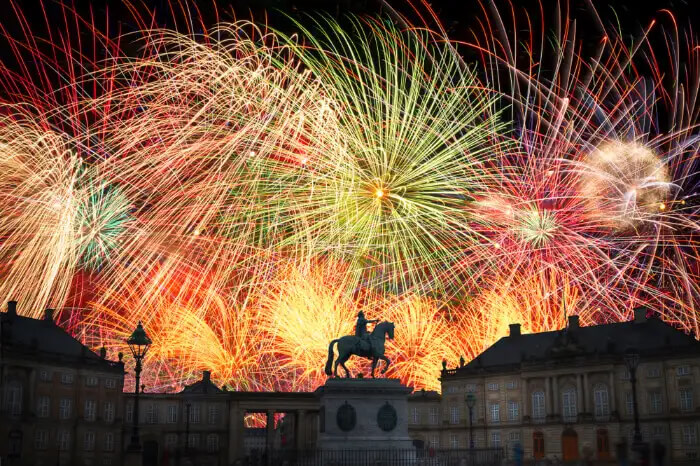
[3,381,22,416]
[593,384,610,419]
[562,388,577,422]
[532,391,545,419]
[533,431,545,459]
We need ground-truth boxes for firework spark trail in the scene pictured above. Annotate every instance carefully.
[0,1,696,392]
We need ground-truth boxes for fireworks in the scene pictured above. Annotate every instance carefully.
[0,1,697,393]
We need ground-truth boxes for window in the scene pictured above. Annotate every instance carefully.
[208,405,220,424]
[59,398,72,419]
[4,381,22,415]
[104,402,115,423]
[682,425,697,445]
[167,405,178,423]
[533,432,545,459]
[126,402,133,423]
[411,407,419,424]
[207,434,219,453]
[429,435,439,448]
[652,426,665,440]
[447,386,458,394]
[57,431,71,451]
[39,370,51,382]
[189,404,201,424]
[83,431,96,451]
[677,365,691,376]
[509,432,521,442]
[491,431,501,447]
[429,407,439,425]
[102,456,113,466]
[647,366,661,378]
[86,376,98,387]
[450,434,459,449]
[187,433,200,448]
[105,378,116,389]
[649,392,663,414]
[465,383,477,392]
[84,400,97,421]
[508,401,519,421]
[490,403,500,423]
[61,373,74,384]
[34,430,48,450]
[165,434,178,449]
[621,369,631,380]
[506,380,518,390]
[680,389,694,411]
[562,389,577,422]
[104,432,114,452]
[8,431,22,457]
[626,392,634,416]
[450,405,460,424]
[146,403,158,424]
[37,395,50,418]
[532,391,545,419]
[487,383,499,391]
[593,385,610,419]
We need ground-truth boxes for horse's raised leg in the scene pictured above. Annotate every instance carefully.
[339,358,351,378]
[371,358,378,378]
[379,355,391,374]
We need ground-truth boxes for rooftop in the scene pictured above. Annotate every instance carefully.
[444,308,700,376]
[1,301,124,373]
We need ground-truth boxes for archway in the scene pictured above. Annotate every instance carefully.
[142,440,159,466]
[561,429,579,461]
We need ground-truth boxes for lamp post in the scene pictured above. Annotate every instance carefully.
[624,348,642,444]
[466,392,476,449]
[127,321,152,449]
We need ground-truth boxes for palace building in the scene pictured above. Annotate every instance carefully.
[0,301,126,466]
[407,308,700,464]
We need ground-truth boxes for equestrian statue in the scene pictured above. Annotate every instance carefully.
[324,311,395,378]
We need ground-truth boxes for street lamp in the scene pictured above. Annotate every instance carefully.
[624,348,642,444]
[466,392,476,449]
[127,321,152,449]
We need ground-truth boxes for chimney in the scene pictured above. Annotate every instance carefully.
[7,300,17,316]
[634,307,648,324]
[509,323,521,337]
[568,315,580,329]
[203,370,211,381]
[44,308,54,322]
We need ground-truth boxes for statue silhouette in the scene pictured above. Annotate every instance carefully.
[325,320,394,378]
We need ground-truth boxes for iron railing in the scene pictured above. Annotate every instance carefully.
[242,448,505,466]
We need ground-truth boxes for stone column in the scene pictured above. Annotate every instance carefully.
[295,410,306,451]
[521,378,528,419]
[266,410,275,453]
[583,372,590,413]
[545,377,552,415]
[609,371,616,413]
[552,376,559,415]
[576,374,583,416]
[227,403,245,464]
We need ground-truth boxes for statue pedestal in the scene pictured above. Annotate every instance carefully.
[315,378,415,453]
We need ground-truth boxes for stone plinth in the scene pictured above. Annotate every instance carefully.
[315,378,415,451]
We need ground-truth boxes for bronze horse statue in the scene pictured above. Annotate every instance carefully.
[324,321,394,378]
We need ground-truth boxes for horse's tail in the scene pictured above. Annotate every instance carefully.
[325,339,339,376]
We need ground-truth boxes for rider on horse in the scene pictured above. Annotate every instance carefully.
[355,311,379,353]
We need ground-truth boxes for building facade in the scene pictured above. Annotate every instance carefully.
[1,301,126,466]
[408,308,700,464]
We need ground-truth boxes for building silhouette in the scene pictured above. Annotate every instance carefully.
[408,308,700,464]
[0,301,125,465]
